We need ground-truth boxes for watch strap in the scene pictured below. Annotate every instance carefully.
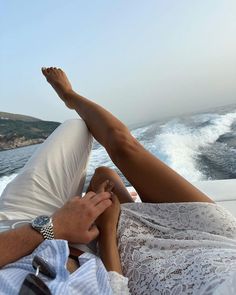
[40,224,54,240]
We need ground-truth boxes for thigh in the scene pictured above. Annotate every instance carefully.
[0,119,93,220]
[110,137,213,204]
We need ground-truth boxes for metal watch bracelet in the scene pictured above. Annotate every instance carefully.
[41,225,54,240]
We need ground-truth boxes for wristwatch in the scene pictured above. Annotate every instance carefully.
[31,215,54,240]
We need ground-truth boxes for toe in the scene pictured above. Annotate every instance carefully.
[42,67,52,77]
[45,67,51,74]
[41,67,47,75]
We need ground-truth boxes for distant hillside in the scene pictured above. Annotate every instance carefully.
[0,112,42,122]
[0,112,60,151]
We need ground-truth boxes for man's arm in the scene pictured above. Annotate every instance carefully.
[0,225,43,268]
[0,191,112,268]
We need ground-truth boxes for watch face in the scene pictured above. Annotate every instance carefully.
[32,215,50,229]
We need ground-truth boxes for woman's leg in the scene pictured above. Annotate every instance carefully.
[87,166,134,204]
[42,67,213,204]
[0,119,93,220]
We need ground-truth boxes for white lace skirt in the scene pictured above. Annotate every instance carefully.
[117,202,236,295]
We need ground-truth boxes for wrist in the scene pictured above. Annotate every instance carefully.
[31,215,55,240]
[100,224,117,233]
[51,216,65,240]
[99,227,117,240]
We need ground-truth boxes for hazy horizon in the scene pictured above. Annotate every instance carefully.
[1,0,236,125]
[2,101,236,129]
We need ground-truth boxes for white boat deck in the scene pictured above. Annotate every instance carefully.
[127,179,236,217]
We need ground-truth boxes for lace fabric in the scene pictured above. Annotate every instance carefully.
[117,202,236,295]
[108,271,130,294]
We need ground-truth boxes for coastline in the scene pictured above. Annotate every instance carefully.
[0,138,44,152]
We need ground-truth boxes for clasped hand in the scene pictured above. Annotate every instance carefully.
[52,180,120,244]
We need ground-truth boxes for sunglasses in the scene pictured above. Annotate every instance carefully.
[19,255,56,295]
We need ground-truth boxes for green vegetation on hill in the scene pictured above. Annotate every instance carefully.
[0,119,60,140]
[0,112,60,150]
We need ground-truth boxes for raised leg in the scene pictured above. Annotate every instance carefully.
[42,67,213,204]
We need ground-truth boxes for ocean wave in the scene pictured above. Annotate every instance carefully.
[152,112,236,181]
[1,108,236,194]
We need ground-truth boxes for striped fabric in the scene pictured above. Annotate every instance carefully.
[0,240,113,295]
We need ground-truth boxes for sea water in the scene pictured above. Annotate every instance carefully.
[1,104,236,196]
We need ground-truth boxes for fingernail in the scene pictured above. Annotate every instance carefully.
[108,182,114,189]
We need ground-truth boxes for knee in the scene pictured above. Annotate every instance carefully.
[63,119,87,131]
[108,128,139,159]
[94,166,114,176]
[62,118,93,145]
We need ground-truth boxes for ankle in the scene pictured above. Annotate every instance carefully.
[62,89,77,109]
[63,88,74,99]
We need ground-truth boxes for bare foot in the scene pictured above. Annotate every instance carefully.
[94,180,115,194]
[42,67,75,109]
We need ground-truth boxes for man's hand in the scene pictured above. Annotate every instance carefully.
[52,191,112,244]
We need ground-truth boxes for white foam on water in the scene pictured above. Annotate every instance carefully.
[0,174,17,197]
[1,110,236,193]
[154,112,236,182]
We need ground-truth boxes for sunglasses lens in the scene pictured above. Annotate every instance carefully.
[32,256,56,279]
[19,274,51,295]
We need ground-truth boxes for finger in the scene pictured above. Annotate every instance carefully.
[71,195,82,200]
[87,224,99,241]
[106,181,115,193]
[91,192,112,206]
[111,193,119,204]
[94,199,112,217]
[96,180,109,194]
[83,191,96,200]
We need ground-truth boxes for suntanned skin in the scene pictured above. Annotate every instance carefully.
[41,66,213,274]
[0,66,213,273]
[96,180,123,274]
[0,190,112,268]
[42,67,213,204]
[87,166,135,204]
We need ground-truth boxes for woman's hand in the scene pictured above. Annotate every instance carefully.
[96,193,121,233]
[96,180,121,234]
[95,181,123,275]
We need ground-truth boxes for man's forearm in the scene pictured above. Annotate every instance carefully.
[0,225,43,268]
[99,229,122,275]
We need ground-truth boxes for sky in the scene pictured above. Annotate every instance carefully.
[0,0,236,125]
